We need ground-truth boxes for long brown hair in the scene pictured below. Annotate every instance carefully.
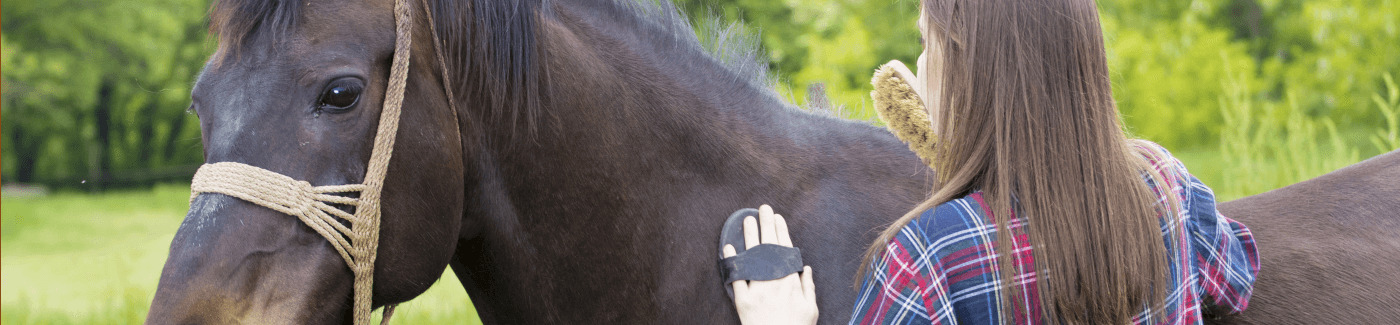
[860,0,1180,322]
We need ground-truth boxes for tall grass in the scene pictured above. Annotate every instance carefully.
[1214,72,1400,200]
[1369,74,1400,153]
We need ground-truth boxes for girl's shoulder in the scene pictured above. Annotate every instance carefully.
[890,192,1000,256]
[888,139,1199,262]
[1129,139,1211,207]
[1130,139,1192,184]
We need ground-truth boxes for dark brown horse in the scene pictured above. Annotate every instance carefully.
[146,0,1399,323]
[150,0,927,323]
[1211,151,1400,324]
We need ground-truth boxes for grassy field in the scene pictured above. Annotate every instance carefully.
[0,184,483,324]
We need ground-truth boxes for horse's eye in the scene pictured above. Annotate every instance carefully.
[318,78,364,111]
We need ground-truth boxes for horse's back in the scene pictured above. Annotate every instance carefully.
[1213,150,1400,324]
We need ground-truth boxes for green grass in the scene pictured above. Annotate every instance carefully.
[1198,72,1400,201]
[1,184,482,324]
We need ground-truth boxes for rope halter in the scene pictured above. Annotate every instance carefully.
[190,0,425,323]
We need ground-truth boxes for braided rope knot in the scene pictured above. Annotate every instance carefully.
[191,162,369,270]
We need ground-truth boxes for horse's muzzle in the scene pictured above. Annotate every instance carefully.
[146,194,355,324]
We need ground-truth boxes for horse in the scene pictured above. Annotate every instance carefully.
[148,0,928,323]
[145,0,1400,323]
[1212,150,1400,324]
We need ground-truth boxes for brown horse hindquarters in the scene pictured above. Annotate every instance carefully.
[1213,150,1400,324]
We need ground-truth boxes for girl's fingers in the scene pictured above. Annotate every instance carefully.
[774,214,793,247]
[724,245,749,298]
[732,278,749,299]
[802,266,817,305]
[759,205,777,244]
[885,59,927,102]
[743,216,759,250]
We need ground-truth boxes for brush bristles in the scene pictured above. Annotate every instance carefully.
[872,63,937,168]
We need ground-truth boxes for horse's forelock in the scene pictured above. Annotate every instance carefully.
[209,0,303,65]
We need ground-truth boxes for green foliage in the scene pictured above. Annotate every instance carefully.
[670,0,1399,202]
[1100,0,1400,149]
[2,0,211,189]
[674,0,921,121]
[675,0,1399,153]
[1208,72,1400,200]
[1369,74,1400,153]
[1257,1,1400,125]
[1216,79,1354,199]
[1101,8,1261,147]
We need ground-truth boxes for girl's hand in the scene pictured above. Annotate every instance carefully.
[722,205,818,325]
[885,59,927,102]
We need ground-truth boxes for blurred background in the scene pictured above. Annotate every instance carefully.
[2,0,1397,323]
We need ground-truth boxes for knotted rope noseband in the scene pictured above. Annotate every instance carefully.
[190,0,455,323]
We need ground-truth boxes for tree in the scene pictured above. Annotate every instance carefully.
[2,0,211,189]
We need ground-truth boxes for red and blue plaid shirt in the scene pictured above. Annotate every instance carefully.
[850,142,1260,324]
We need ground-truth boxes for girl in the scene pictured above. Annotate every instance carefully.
[721,0,1259,324]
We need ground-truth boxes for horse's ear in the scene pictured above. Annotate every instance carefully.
[872,61,937,169]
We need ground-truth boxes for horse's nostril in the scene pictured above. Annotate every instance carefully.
[152,195,357,325]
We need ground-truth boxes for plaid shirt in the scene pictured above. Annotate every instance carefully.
[850,142,1259,324]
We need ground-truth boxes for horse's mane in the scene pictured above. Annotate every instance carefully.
[209,0,820,138]
[593,1,776,89]
[209,0,301,63]
[569,1,834,115]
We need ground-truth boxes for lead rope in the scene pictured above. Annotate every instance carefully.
[189,0,413,323]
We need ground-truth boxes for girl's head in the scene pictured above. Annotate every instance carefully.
[866,0,1179,322]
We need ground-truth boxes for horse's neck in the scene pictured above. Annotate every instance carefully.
[495,9,847,195]
[456,5,927,322]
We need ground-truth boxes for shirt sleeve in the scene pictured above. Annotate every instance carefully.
[849,225,955,325]
[1177,165,1261,315]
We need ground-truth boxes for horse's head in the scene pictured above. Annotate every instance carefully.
[147,0,465,323]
